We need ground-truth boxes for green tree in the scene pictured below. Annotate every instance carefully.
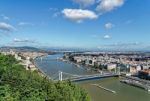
[0,54,90,101]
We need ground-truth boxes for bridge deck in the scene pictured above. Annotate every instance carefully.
[52,71,119,82]
[64,74,118,82]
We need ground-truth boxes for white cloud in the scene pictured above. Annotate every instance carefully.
[5,38,38,47]
[105,22,114,29]
[13,38,36,43]
[125,20,132,24]
[97,42,141,50]
[18,22,34,26]
[96,0,124,13]
[1,14,10,20]
[48,8,61,18]
[103,35,111,39]
[49,8,58,11]
[0,22,15,32]
[73,0,95,7]
[62,9,98,23]
[53,12,61,17]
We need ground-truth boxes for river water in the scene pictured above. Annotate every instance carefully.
[34,54,150,101]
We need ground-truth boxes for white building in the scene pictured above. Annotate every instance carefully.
[107,64,117,71]
[15,54,22,61]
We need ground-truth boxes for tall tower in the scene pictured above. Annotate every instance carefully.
[59,71,62,81]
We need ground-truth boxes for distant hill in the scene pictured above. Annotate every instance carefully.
[0,46,56,55]
[0,46,41,52]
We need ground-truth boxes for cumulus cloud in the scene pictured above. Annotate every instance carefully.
[73,0,95,7]
[62,9,98,23]
[96,0,124,14]
[103,35,111,39]
[0,22,15,32]
[105,22,114,29]
[13,38,36,43]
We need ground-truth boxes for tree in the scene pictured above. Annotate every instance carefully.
[0,54,90,101]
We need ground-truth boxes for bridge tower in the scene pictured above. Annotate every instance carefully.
[117,67,120,75]
[59,71,63,81]
[40,57,43,61]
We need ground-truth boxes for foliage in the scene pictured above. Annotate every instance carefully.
[0,54,90,101]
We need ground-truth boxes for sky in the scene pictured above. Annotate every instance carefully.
[0,0,150,51]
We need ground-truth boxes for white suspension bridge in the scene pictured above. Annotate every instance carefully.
[48,71,120,82]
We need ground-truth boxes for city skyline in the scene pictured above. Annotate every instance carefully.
[0,0,150,51]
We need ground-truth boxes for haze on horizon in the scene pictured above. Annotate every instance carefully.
[0,0,150,51]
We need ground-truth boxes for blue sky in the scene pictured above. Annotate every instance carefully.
[0,0,150,51]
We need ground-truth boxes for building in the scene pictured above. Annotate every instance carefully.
[138,70,150,80]
[28,64,37,71]
[107,64,117,71]
[130,66,137,74]
[74,56,82,63]
[15,54,22,61]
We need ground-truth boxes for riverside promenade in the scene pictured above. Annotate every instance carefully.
[120,76,150,92]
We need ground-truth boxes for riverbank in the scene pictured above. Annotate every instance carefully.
[59,57,101,73]
[32,55,51,79]
[33,61,50,78]
[120,76,150,92]
[79,77,150,101]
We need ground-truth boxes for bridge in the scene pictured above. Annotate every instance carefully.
[50,71,119,82]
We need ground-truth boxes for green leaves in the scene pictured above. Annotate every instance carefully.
[0,54,90,101]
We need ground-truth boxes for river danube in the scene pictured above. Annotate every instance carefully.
[34,54,150,101]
